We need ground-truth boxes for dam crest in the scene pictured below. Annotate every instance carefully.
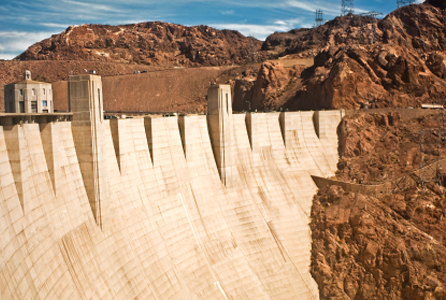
[0,74,343,299]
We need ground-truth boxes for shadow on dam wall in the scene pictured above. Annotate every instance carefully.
[0,82,344,299]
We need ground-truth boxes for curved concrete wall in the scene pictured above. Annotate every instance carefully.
[0,110,341,300]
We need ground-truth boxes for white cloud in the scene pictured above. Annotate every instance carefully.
[284,0,368,16]
[61,0,121,13]
[0,31,55,59]
[221,10,235,15]
[0,54,17,60]
[274,18,306,28]
[40,23,71,28]
[210,23,291,40]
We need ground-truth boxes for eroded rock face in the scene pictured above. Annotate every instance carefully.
[250,62,291,109]
[249,1,446,110]
[16,22,264,67]
[426,52,446,79]
[312,185,446,300]
[312,112,446,299]
[298,43,445,109]
[230,61,305,111]
[263,15,379,56]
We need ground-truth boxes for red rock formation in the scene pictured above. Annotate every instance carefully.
[312,111,446,299]
[233,1,446,111]
[16,22,264,67]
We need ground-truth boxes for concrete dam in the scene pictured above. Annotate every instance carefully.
[0,75,344,299]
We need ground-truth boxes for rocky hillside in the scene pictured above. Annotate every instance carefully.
[264,0,446,57]
[232,0,446,111]
[263,14,378,56]
[311,110,446,299]
[16,22,264,67]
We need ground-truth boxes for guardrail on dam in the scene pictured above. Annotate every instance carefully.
[0,74,344,300]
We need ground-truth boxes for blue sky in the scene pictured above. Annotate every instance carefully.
[0,0,424,59]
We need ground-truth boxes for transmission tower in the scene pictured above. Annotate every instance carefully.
[358,11,383,44]
[397,0,415,8]
[315,10,324,27]
[342,0,354,16]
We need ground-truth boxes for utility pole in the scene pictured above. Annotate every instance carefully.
[342,0,354,16]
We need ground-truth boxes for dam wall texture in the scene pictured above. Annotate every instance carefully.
[0,78,344,299]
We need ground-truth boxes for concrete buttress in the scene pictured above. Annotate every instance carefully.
[69,74,106,227]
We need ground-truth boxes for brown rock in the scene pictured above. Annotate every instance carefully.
[16,22,264,67]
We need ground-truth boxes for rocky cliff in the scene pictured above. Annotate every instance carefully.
[311,110,446,299]
[233,0,446,111]
[16,22,263,67]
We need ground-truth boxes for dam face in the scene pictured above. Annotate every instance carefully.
[0,79,343,299]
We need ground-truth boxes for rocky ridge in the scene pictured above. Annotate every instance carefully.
[232,0,446,111]
[16,22,264,67]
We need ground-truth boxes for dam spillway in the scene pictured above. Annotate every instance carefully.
[0,79,343,299]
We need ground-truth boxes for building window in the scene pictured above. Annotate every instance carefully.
[32,88,35,96]
[43,100,47,107]
[43,88,45,95]
[19,102,25,113]
[31,101,37,113]
[20,89,23,96]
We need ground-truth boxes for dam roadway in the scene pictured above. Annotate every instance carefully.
[0,82,343,299]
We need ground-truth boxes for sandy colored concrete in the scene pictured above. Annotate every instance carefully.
[0,109,342,299]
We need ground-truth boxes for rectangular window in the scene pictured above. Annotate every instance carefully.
[20,89,23,96]
[43,100,47,107]
[19,101,25,113]
[32,88,35,96]
[43,88,45,95]
[31,101,37,113]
